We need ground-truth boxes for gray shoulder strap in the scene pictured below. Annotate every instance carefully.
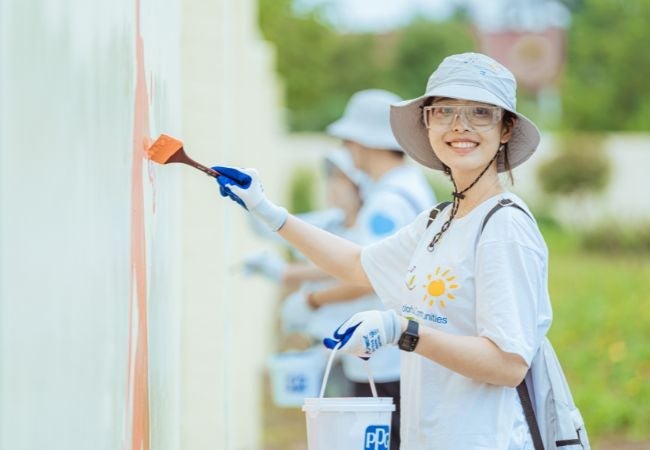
[480,198,532,233]
[483,199,541,449]
[426,201,452,229]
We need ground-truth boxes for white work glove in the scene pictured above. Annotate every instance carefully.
[323,309,401,358]
[213,166,288,232]
[242,250,287,282]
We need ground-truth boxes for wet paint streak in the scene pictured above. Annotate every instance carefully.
[125,0,151,449]
[146,73,157,214]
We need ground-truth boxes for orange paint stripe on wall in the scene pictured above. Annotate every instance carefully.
[125,0,151,449]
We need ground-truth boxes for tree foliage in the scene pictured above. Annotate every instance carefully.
[259,0,650,133]
[561,0,650,131]
[385,18,476,100]
[258,1,475,131]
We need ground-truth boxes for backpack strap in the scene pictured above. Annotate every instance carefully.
[426,201,452,229]
[557,432,584,448]
[430,198,531,233]
[481,199,544,449]
[480,198,532,233]
[517,381,545,450]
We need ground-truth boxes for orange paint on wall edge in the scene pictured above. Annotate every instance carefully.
[144,137,157,214]
[125,0,151,449]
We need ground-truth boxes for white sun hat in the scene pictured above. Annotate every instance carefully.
[327,89,403,151]
[389,52,541,172]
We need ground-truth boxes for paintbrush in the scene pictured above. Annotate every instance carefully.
[146,134,221,177]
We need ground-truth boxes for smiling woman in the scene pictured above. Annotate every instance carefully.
[207,48,590,449]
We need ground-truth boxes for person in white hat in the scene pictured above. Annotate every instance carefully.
[239,148,369,285]
[212,53,551,450]
[242,149,370,401]
[304,90,437,449]
[240,151,364,254]
[240,149,371,336]
[325,89,436,246]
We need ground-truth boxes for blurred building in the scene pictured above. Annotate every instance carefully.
[473,0,570,93]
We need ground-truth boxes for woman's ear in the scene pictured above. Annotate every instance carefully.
[501,116,516,144]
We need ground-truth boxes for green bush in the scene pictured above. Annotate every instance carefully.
[581,222,650,255]
[537,134,611,197]
[530,206,562,231]
[287,166,317,214]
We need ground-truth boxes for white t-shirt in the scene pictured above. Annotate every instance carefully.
[361,193,552,450]
[340,164,436,382]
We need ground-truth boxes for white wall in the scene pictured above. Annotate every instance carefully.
[179,1,289,449]
[510,133,650,224]
[0,0,288,449]
[1,0,143,448]
[281,132,650,226]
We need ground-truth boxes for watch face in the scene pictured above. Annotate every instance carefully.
[398,320,419,351]
[398,333,418,351]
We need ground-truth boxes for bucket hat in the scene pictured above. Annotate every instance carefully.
[327,89,402,151]
[389,52,541,172]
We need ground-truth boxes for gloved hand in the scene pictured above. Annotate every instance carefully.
[242,250,287,282]
[213,166,288,232]
[323,309,401,358]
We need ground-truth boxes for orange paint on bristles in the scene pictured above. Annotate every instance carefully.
[146,134,183,164]
[145,133,220,177]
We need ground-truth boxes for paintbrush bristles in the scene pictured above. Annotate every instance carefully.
[146,134,184,164]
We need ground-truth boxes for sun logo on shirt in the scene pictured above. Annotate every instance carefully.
[422,266,458,308]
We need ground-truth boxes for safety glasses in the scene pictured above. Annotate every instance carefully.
[423,105,503,132]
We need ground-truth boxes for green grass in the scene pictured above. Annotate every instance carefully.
[542,225,650,443]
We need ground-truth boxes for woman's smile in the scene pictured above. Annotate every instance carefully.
[446,138,480,155]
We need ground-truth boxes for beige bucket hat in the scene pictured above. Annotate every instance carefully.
[389,52,541,172]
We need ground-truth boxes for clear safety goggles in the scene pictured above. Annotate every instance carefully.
[423,105,503,132]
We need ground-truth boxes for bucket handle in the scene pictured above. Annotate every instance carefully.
[319,345,378,398]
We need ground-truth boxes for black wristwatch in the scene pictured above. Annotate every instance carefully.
[397,319,419,352]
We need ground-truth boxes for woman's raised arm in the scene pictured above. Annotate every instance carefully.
[212,165,370,287]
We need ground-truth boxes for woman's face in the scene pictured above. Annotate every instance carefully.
[425,98,514,176]
[326,169,361,219]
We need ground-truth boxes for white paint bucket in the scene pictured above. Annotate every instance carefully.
[302,348,395,450]
[268,347,327,407]
[302,397,394,450]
